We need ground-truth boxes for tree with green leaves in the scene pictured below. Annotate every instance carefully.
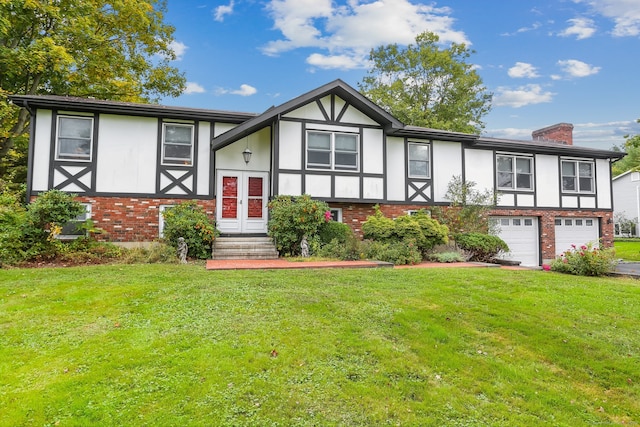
[612,119,640,176]
[358,31,492,134]
[0,0,186,191]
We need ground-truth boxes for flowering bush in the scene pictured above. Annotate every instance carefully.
[550,242,617,277]
[162,201,218,259]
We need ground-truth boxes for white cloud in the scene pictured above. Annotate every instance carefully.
[184,82,206,94]
[306,53,367,69]
[262,0,469,70]
[575,0,640,37]
[216,84,258,97]
[557,59,601,77]
[168,40,188,60]
[487,120,640,149]
[501,21,542,36]
[508,62,540,78]
[559,17,596,39]
[493,84,555,108]
[214,1,235,22]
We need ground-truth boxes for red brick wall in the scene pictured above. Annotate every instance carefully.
[34,194,613,260]
[73,196,216,242]
[328,202,614,261]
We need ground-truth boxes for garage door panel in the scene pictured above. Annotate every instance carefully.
[491,216,539,267]
[555,217,599,256]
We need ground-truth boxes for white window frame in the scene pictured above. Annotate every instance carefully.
[329,208,343,222]
[55,115,94,162]
[496,154,533,191]
[306,130,359,172]
[158,204,175,238]
[408,142,431,179]
[58,203,91,240]
[162,123,194,166]
[561,160,594,193]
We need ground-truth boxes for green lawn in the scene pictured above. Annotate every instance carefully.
[615,239,640,261]
[1,265,639,426]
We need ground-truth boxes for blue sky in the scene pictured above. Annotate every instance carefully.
[161,0,640,150]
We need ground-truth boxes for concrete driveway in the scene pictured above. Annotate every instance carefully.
[614,261,640,277]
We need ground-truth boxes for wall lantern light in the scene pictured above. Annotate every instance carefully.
[242,147,252,164]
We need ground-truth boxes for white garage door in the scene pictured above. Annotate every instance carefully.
[555,218,599,256]
[491,216,539,267]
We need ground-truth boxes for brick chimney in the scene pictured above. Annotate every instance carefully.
[532,123,573,145]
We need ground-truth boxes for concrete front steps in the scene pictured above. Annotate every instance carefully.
[211,236,279,260]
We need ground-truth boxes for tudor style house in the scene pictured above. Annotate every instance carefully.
[10,80,624,266]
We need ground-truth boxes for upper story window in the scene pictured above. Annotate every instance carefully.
[408,142,430,178]
[162,123,194,166]
[497,155,533,191]
[307,130,358,171]
[56,116,93,161]
[562,160,593,193]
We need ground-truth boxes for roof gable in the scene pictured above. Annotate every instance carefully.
[212,79,403,150]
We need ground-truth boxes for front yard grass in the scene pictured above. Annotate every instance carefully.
[1,265,639,426]
[615,238,640,261]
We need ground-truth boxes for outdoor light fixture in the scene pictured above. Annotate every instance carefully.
[242,147,252,164]
[242,135,252,164]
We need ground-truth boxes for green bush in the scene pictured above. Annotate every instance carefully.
[454,232,509,263]
[361,239,423,265]
[550,243,617,276]
[428,251,465,263]
[0,189,86,265]
[318,220,353,245]
[0,192,28,266]
[268,195,330,256]
[161,201,218,260]
[362,208,448,255]
[316,235,362,261]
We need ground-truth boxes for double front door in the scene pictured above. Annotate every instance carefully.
[216,170,269,234]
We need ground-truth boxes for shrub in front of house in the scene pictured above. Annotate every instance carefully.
[362,207,448,255]
[161,201,218,260]
[454,232,509,263]
[318,220,353,245]
[267,195,330,256]
[0,189,87,265]
[550,243,617,276]
[361,239,423,265]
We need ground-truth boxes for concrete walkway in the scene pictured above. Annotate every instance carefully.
[205,259,523,271]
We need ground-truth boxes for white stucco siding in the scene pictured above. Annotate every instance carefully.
[433,140,462,202]
[196,122,211,196]
[283,102,326,121]
[362,128,384,174]
[278,121,302,170]
[339,105,378,126]
[278,173,302,195]
[95,115,157,193]
[596,159,612,209]
[214,122,237,137]
[31,109,53,191]
[535,154,560,207]
[335,176,360,199]
[305,175,332,198]
[464,149,494,193]
[216,128,271,172]
[363,177,384,199]
[386,137,405,201]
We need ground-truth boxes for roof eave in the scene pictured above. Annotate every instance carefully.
[8,95,255,123]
